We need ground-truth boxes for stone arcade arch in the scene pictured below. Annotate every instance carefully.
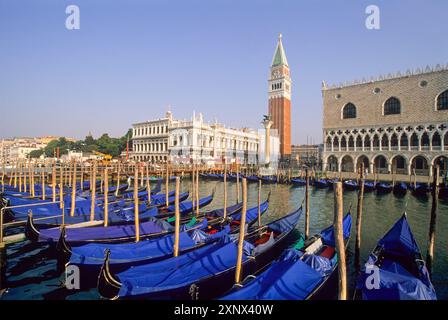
[356,155,370,173]
[433,156,448,176]
[340,155,354,172]
[391,155,407,175]
[411,155,430,176]
[327,155,338,172]
[373,154,388,174]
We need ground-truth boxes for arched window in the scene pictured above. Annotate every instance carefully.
[326,137,332,149]
[400,134,408,147]
[342,103,356,119]
[410,133,419,148]
[437,90,448,110]
[432,132,441,148]
[356,136,362,148]
[391,134,398,149]
[384,97,401,115]
[341,136,347,149]
[421,132,430,149]
[364,135,371,150]
[348,136,354,149]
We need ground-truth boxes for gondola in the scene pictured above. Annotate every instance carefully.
[354,214,437,300]
[260,176,277,184]
[393,182,408,196]
[29,198,269,246]
[151,191,190,207]
[290,178,306,187]
[326,179,338,190]
[244,175,260,183]
[314,179,329,189]
[376,182,393,195]
[343,180,358,191]
[363,181,376,192]
[26,208,176,245]
[156,192,215,218]
[409,182,430,197]
[10,196,165,227]
[97,205,302,300]
[59,202,269,288]
[220,212,352,300]
[439,183,448,199]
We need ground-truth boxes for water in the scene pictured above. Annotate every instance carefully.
[2,179,448,300]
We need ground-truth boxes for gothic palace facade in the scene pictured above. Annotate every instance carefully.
[322,66,448,176]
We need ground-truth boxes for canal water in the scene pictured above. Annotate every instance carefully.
[1,179,448,300]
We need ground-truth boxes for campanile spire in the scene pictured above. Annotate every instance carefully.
[268,34,291,158]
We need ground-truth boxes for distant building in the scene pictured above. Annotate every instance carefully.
[291,144,323,168]
[130,111,280,167]
[130,112,171,163]
[322,65,448,176]
[1,138,46,162]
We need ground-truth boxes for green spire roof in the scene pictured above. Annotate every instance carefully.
[271,34,288,67]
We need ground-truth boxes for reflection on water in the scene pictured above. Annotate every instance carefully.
[2,179,448,300]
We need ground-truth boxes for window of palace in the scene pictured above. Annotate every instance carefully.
[342,103,357,119]
[437,90,448,110]
[384,97,401,115]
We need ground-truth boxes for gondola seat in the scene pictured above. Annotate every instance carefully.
[319,246,335,259]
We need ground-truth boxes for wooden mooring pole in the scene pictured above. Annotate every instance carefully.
[355,164,365,270]
[235,178,247,285]
[90,161,97,221]
[134,165,140,242]
[258,179,262,227]
[333,182,347,300]
[0,240,5,290]
[173,177,180,257]
[223,164,227,219]
[305,168,310,239]
[195,167,199,217]
[426,165,439,274]
[103,168,109,227]
[115,162,121,197]
[41,164,46,201]
[70,161,77,217]
[236,163,240,204]
[146,163,151,206]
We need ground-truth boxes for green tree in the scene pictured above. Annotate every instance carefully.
[29,149,44,158]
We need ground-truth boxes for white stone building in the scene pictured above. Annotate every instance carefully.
[130,112,280,166]
[130,113,171,162]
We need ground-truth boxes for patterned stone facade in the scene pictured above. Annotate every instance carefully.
[322,67,448,176]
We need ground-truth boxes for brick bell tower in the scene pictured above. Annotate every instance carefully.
[268,33,291,159]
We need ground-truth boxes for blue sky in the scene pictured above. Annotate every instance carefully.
[0,0,447,144]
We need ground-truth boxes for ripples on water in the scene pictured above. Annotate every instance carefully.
[2,180,447,300]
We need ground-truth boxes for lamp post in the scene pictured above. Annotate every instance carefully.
[262,115,273,167]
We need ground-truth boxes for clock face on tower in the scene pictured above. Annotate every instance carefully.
[272,70,281,78]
